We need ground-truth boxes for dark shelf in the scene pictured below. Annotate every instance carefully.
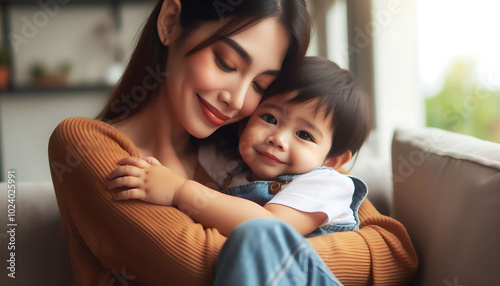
[0,0,153,95]
[0,84,113,94]
[0,0,154,6]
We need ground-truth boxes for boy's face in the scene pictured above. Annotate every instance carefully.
[239,93,334,180]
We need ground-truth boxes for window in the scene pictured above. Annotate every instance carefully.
[309,0,500,159]
[418,0,500,143]
[309,0,423,161]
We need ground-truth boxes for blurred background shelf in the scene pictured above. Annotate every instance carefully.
[0,83,113,94]
[0,0,154,93]
[0,0,154,5]
[0,0,155,180]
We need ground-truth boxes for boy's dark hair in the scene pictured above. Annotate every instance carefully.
[265,56,372,158]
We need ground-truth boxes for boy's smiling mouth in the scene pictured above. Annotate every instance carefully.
[256,150,287,164]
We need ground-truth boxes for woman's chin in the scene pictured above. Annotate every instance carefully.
[187,126,218,139]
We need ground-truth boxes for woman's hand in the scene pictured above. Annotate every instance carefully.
[107,157,186,206]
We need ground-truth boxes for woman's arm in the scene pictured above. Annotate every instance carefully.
[308,198,418,285]
[182,176,418,284]
[50,117,417,285]
[49,117,225,285]
[109,158,418,284]
[177,180,326,236]
[109,158,327,236]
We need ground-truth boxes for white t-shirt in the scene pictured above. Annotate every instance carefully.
[199,144,356,227]
[269,168,355,227]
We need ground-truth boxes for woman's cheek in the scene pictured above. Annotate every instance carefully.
[188,52,220,90]
[240,94,262,118]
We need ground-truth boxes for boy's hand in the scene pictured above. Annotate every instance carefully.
[107,157,186,206]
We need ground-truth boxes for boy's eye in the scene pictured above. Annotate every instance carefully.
[261,114,277,125]
[215,54,236,72]
[296,131,314,142]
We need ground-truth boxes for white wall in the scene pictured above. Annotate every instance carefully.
[0,92,107,181]
[372,0,424,160]
[351,0,423,211]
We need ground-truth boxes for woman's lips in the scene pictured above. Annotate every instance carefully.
[197,95,230,126]
[257,151,285,164]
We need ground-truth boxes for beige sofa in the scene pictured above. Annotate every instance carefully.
[391,128,500,286]
[1,127,499,285]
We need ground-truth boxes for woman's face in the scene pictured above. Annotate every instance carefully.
[165,18,290,138]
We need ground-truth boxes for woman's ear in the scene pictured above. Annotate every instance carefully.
[157,0,182,46]
[323,150,352,170]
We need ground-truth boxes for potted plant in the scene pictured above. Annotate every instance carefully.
[0,45,10,89]
[30,61,72,87]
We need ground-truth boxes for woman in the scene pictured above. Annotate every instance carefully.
[48,0,417,285]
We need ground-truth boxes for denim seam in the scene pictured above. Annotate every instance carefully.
[267,241,308,286]
[266,240,342,286]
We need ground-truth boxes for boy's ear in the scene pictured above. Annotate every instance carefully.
[323,150,352,170]
[157,0,182,46]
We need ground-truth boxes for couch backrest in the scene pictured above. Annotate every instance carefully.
[392,127,500,286]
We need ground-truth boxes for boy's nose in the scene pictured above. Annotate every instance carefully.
[267,132,288,151]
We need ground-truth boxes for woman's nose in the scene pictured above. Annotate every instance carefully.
[218,84,248,111]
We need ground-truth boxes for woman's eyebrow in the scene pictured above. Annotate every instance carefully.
[222,38,252,64]
[263,70,280,76]
[222,38,280,76]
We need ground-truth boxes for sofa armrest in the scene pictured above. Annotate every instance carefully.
[391,127,500,285]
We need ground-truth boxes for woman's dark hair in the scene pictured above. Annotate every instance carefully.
[266,56,372,157]
[98,0,311,122]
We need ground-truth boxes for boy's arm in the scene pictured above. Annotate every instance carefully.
[174,180,326,236]
[110,159,326,236]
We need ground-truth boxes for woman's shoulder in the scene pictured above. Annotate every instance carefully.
[50,117,134,151]
[52,117,121,140]
[54,116,113,133]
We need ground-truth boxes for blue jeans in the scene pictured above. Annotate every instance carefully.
[214,218,342,286]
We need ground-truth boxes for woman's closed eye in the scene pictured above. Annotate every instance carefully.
[261,114,277,125]
[296,130,314,142]
[214,54,236,72]
[253,81,265,94]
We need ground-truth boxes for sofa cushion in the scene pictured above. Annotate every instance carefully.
[0,181,73,285]
[392,127,500,286]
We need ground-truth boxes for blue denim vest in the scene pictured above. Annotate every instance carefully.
[222,168,368,238]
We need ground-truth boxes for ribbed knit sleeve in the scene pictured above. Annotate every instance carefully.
[48,117,226,285]
[309,199,418,285]
[49,117,417,286]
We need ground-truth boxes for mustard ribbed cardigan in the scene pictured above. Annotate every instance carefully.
[48,117,418,285]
